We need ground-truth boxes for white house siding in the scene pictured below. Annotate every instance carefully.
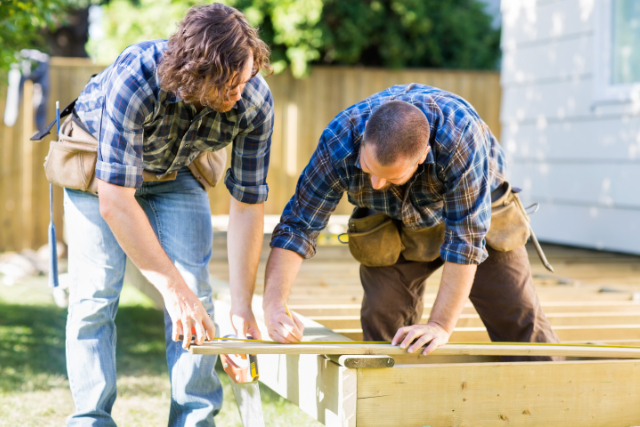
[500,0,640,254]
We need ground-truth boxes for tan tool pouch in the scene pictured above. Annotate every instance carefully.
[400,222,445,262]
[44,117,228,193]
[44,116,99,194]
[346,208,403,267]
[485,181,531,252]
[343,181,533,266]
[187,148,227,190]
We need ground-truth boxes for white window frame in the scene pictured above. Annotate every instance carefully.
[593,0,640,103]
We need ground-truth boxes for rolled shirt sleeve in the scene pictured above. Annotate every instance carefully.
[270,130,346,258]
[439,119,492,265]
[95,65,155,188]
[225,89,274,204]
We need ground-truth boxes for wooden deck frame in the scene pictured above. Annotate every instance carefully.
[209,286,640,427]
[125,243,640,426]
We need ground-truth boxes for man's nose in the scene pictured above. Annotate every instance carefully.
[234,87,243,101]
[370,175,386,190]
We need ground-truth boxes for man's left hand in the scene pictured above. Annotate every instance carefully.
[230,306,263,341]
[391,322,451,355]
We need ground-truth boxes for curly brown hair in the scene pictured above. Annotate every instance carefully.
[158,3,272,109]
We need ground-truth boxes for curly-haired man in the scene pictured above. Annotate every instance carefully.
[64,4,273,425]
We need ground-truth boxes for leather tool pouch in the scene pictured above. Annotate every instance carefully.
[187,149,227,190]
[44,116,99,194]
[344,181,532,266]
[400,222,445,262]
[44,117,228,193]
[485,181,531,252]
[347,208,403,267]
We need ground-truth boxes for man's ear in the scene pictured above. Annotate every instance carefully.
[417,142,430,165]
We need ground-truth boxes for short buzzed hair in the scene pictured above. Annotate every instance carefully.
[363,100,430,165]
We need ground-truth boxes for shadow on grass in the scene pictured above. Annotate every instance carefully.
[0,302,168,393]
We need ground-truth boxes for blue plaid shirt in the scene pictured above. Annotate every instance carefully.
[271,84,506,265]
[74,39,274,204]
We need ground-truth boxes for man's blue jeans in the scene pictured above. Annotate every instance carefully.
[64,168,222,426]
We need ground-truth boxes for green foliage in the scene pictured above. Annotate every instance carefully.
[0,0,88,75]
[91,0,499,77]
[318,0,500,70]
[86,0,203,64]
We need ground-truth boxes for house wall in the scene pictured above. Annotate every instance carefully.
[500,0,640,254]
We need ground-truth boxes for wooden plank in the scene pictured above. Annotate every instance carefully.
[312,312,640,330]
[337,324,640,343]
[357,360,640,427]
[292,300,640,318]
[191,341,640,359]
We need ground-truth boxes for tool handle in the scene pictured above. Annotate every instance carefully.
[48,101,61,288]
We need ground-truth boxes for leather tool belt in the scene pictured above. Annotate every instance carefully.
[38,113,226,194]
[343,182,546,268]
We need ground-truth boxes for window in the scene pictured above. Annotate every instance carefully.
[594,0,640,102]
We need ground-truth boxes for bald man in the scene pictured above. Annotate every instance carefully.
[258,84,562,361]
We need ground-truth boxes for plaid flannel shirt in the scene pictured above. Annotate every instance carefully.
[74,39,274,204]
[271,84,506,265]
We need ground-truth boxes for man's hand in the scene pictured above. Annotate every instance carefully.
[230,305,263,340]
[391,261,477,356]
[164,283,217,349]
[263,304,304,343]
[392,322,451,355]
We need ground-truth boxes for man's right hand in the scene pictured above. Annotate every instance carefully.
[263,304,304,343]
[163,282,216,349]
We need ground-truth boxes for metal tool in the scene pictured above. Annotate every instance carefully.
[512,188,554,272]
[48,101,60,288]
[220,334,265,427]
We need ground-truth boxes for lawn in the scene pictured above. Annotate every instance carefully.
[0,274,322,427]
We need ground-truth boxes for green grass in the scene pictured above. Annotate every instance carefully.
[0,275,322,426]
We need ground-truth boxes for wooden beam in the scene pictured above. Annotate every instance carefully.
[311,312,640,330]
[190,341,640,359]
[356,360,640,427]
[290,300,640,317]
[336,324,640,342]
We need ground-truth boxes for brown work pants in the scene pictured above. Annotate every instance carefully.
[360,245,563,361]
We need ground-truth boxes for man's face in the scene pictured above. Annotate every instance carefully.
[359,142,429,191]
[204,55,255,113]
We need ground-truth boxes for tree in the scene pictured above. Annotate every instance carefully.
[0,0,87,75]
[318,0,500,70]
[90,0,499,77]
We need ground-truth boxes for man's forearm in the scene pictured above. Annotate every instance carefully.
[263,247,303,309]
[428,261,477,333]
[98,179,184,295]
[227,198,264,310]
[98,178,215,347]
